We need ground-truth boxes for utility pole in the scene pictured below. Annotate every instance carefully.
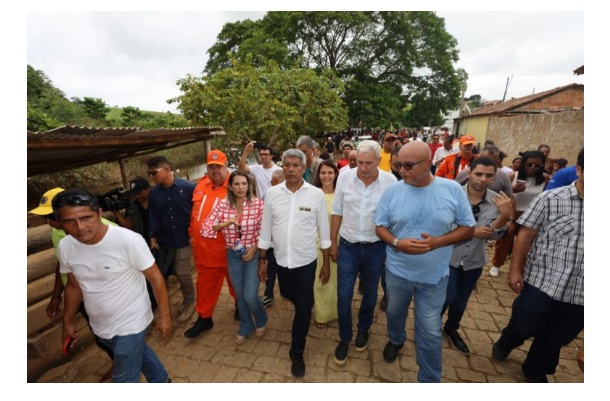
[502,76,513,102]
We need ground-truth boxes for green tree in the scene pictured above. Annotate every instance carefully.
[73,97,109,121]
[204,12,462,127]
[172,56,347,150]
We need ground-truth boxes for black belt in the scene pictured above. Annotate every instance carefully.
[355,241,382,247]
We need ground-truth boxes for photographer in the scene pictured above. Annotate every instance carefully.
[112,177,150,244]
[238,141,282,199]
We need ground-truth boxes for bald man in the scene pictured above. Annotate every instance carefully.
[374,141,475,382]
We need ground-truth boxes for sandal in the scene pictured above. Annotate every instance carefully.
[314,322,326,329]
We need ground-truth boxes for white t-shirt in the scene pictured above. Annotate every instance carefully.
[249,163,282,199]
[59,225,155,339]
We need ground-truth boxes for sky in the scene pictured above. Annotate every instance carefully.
[25,9,584,114]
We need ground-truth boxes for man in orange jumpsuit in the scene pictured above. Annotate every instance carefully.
[184,149,237,338]
[435,135,477,180]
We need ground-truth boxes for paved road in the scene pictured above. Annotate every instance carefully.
[51,256,583,383]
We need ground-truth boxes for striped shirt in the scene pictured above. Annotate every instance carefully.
[200,198,264,249]
[518,182,584,305]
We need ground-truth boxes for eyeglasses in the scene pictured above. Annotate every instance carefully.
[392,159,427,171]
[65,194,95,205]
[147,167,164,176]
[471,204,480,222]
[525,163,544,169]
[259,153,272,156]
[385,137,396,142]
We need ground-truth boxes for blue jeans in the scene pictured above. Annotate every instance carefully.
[276,259,316,354]
[385,269,449,383]
[442,266,482,331]
[227,249,268,336]
[497,283,584,377]
[337,238,386,341]
[264,248,278,298]
[98,328,168,383]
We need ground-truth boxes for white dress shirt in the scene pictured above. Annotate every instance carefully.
[432,146,459,166]
[258,180,331,268]
[332,167,397,243]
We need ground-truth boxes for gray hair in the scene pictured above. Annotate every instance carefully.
[271,169,285,180]
[356,140,381,159]
[296,135,315,149]
[282,148,307,165]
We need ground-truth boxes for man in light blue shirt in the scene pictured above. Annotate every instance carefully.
[374,141,475,382]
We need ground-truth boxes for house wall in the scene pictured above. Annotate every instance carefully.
[457,116,489,148]
[486,110,584,165]
[514,88,584,112]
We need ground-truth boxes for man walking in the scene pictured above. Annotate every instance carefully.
[186,150,237,338]
[258,149,331,377]
[442,158,512,355]
[492,149,584,383]
[238,141,282,199]
[54,188,172,383]
[147,156,196,323]
[331,140,397,365]
[374,141,475,382]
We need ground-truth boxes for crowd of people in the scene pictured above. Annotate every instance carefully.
[28,131,584,383]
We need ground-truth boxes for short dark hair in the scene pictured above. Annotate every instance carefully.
[470,157,497,171]
[52,188,100,217]
[146,156,172,170]
[577,148,584,170]
[259,144,274,154]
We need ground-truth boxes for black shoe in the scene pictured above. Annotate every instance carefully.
[522,365,548,383]
[334,340,350,365]
[184,317,213,338]
[234,302,240,321]
[379,294,387,312]
[358,279,365,296]
[290,352,306,377]
[492,340,511,361]
[443,328,470,355]
[383,341,403,363]
[261,296,274,308]
[354,330,369,351]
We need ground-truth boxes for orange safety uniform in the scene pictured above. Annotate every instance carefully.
[189,174,235,318]
[435,153,476,180]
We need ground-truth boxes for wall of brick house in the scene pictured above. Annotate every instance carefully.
[514,88,584,112]
[485,110,584,165]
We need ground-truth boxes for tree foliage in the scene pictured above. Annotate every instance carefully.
[172,56,347,150]
[204,11,463,128]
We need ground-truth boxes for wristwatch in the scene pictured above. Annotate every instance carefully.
[391,237,399,252]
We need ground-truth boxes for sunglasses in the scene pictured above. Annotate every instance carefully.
[525,163,544,168]
[147,167,164,176]
[392,159,427,170]
[471,204,480,221]
[64,194,95,206]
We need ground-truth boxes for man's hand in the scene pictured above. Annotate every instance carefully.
[329,243,338,263]
[155,314,173,344]
[244,141,255,153]
[474,226,494,239]
[62,323,78,348]
[46,296,62,318]
[150,238,159,250]
[492,191,513,217]
[319,263,330,284]
[507,269,524,293]
[398,238,431,254]
[258,260,268,282]
[242,246,257,262]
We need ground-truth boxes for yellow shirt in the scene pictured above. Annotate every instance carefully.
[379,149,392,172]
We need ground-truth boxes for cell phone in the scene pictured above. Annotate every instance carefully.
[253,142,266,150]
[516,179,526,185]
[63,336,76,356]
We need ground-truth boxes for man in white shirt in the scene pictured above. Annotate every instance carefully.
[54,188,172,383]
[432,134,458,168]
[257,148,331,378]
[238,141,282,199]
[330,140,397,365]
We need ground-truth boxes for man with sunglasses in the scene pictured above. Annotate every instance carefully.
[147,156,196,324]
[378,133,397,172]
[442,158,512,355]
[53,188,172,383]
[238,141,282,200]
[374,141,475,382]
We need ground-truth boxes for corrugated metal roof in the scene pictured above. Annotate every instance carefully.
[27,125,226,176]
[457,83,583,119]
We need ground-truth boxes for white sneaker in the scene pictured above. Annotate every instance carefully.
[489,266,500,277]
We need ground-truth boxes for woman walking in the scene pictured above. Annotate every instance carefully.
[201,170,267,344]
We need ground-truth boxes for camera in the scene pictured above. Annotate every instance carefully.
[253,141,267,150]
[96,187,131,211]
